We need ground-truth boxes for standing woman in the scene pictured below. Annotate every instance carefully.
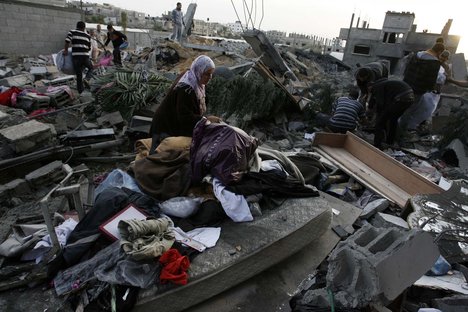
[149,55,221,153]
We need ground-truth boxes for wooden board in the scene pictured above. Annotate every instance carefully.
[313,132,443,207]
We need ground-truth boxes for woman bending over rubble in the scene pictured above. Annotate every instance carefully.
[149,55,222,154]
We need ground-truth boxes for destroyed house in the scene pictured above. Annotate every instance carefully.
[338,11,460,73]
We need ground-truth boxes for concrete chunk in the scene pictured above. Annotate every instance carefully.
[0,73,34,87]
[299,224,439,308]
[25,160,64,188]
[0,120,56,153]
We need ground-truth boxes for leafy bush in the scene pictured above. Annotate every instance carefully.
[206,72,292,125]
[94,69,170,119]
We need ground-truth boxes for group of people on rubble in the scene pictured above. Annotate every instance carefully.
[318,37,464,149]
[63,21,127,94]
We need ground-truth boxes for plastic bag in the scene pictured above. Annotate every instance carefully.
[160,197,203,218]
[55,48,75,75]
[94,169,142,200]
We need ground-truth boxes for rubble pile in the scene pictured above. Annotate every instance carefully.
[0,30,467,312]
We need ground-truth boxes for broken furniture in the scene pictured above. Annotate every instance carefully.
[38,163,94,254]
[312,132,443,207]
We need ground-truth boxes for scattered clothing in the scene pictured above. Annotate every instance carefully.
[47,187,160,277]
[191,118,258,185]
[133,149,191,200]
[119,217,175,261]
[213,177,253,222]
[159,249,190,285]
[0,224,47,258]
[23,218,78,263]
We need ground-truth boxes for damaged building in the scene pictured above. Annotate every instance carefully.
[339,11,461,73]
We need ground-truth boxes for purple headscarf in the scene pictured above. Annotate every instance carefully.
[177,55,215,115]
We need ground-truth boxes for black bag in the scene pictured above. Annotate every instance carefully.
[403,53,440,94]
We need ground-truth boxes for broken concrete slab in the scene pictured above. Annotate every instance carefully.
[298,224,439,308]
[360,198,390,219]
[96,111,125,129]
[371,212,409,229]
[433,295,468,312]
[242,29,297,81]
[0,73,34,87]
[0,120,56,153]
[451,53,468,80]
[0,179,31,202]
[181,3,197,39]
[25,160,64,189]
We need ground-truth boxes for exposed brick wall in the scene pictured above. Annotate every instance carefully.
[0,0,81,56]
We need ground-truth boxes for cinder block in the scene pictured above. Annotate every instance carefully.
[25,160,64,188]
[299,224,439,308]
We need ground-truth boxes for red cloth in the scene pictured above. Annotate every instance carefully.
[159,249,190,285]
[0,87,22,106]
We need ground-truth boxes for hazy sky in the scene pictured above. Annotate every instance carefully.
[89,0,467,54]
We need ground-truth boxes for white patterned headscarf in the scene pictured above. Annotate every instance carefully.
[177,55,215,115]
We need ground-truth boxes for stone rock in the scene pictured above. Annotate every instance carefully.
[25,160,64,188]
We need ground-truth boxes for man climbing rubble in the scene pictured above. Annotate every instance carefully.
[63,21,93,94]
[105,24,127,66]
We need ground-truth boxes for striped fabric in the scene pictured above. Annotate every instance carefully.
[65,30,91,56]
[328,97,365,130]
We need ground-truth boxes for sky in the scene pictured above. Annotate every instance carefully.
[88,0,468,55]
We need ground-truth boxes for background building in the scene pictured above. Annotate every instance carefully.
[338,11,460,73]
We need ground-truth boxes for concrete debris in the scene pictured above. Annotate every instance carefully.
[299,224,439,308]
[0,9,467,312]
[0,119,56,154]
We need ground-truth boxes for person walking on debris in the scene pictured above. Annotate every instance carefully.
[149,55,222,154]
[171,2,185,42]
[105,24,127,66]
[399,41,445,131]
[367,79,414,149]
[315,88,365,134]
[63,21,93,94]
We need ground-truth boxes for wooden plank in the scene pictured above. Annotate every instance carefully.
[318,146,409,207]
[313,132,443,208]
[344,133,442,195]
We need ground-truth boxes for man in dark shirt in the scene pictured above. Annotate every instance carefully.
[63,21,93,94]
[105,24,127,66]
[367,79,414,148]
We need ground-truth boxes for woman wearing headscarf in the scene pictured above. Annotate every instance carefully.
[149,55,221,153]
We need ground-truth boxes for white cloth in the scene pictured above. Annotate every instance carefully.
[212,177,253,222]
[405,66,445,129]
[172,227,221,252]
[23,218,78,263]
[260,159,287,173]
